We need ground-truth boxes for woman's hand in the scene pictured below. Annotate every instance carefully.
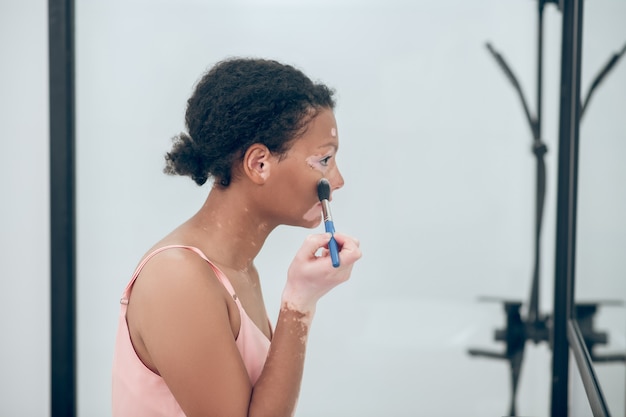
[281,232,361,316]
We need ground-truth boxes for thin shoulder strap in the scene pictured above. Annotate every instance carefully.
[120,244,238,304]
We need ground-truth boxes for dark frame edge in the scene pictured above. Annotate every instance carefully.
[567,320,611,417]
[49,0,77,416]
[551,0,584,415]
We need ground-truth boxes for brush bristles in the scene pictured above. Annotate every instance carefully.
[317,178,331,201]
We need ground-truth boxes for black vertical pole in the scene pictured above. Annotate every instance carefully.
[49,0,76,416]
[529,0,546,326]
[536,1,544,137]
[551,0,584,416]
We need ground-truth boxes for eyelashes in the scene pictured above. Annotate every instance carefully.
[319,156,332,167]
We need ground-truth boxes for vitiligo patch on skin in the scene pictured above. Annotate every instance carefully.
[305,155,328,173]
[302,202,322,222]
[330,127,337,137]
[281,303,314,327]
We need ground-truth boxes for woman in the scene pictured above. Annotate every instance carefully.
[112,57,362,417]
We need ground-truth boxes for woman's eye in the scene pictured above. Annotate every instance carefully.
[319,156,332,167]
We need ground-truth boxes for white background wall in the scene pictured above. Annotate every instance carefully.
[0,0,50,416]
[1,0,624,416]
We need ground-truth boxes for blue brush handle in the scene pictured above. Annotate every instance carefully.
[324,220,340,268]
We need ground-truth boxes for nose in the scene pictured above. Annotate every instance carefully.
[330,166,344,192]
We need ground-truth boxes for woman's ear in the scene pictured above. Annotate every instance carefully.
[243,144,273,184]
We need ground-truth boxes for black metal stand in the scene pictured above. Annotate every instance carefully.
[468,1,626,416]
[468,3,555,415]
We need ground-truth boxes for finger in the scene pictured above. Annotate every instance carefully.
[339,245,362,265]
[333,232,361,249]
[300,233,333,258]
[332,235,362,264]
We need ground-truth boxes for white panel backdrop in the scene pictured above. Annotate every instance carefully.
[75,1,625,416]
[0,0,50,415]
[1,0,622,416]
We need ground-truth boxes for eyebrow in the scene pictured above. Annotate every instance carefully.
[318,142,338,152]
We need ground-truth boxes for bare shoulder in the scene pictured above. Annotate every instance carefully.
[129,246,229,310]
[126,246,240,371]
[125,246,252,415]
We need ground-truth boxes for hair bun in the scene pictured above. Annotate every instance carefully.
[164,132,209,186]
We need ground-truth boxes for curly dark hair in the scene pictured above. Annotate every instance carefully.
[164,58,336,187]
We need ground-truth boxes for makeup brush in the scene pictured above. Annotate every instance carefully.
[317,178,340,268]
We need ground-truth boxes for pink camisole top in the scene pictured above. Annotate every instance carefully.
[111,245,272,417]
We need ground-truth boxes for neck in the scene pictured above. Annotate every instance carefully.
[187,183,277,272]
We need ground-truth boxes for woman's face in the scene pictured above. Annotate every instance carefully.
[268,108,345,228]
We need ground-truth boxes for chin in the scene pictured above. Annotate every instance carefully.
[307,218,323,229]
[292,217,322,229]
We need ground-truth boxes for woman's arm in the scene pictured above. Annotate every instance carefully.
[248,232,361,417]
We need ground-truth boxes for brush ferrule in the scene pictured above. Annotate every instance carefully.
[321,199,333,222]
